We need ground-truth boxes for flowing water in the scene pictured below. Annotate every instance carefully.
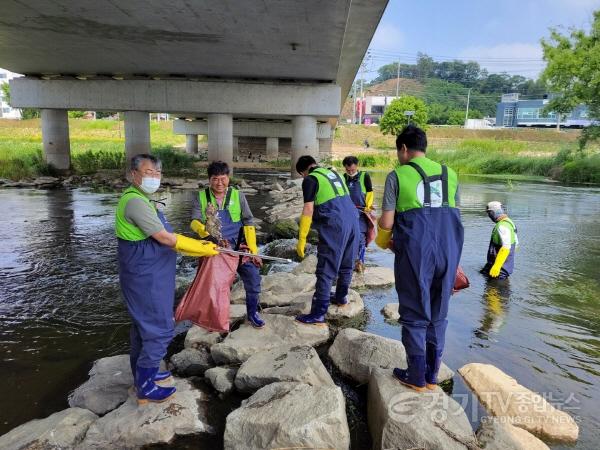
[0,172,599,449]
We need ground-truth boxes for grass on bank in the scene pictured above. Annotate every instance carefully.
[0,119,205,180]
[329,145,600,184]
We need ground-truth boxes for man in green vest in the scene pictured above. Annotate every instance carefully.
[482,201,518,279]
[190,161,265,328]
[295,155,360,325]
[342,155,374,273]
[116,154,218,404]
[376,125,464,392]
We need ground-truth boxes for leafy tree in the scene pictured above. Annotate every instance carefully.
[1,82,10,103]
[68,111,86,119]
[447,109,483,125]
[427,103,451,125]
[380,96,428,135]
[541,10,600,146]
[0,82,40,119]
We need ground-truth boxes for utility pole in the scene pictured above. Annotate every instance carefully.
[359,63,364,125]
[464,88,472,124]
[395,60,400,97]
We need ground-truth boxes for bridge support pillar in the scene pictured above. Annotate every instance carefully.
[124,111,150,163]
[291,116,317,178]
[185,134,198,154]
[208,113,233,167]
[41,109,71,172]
[266,137,279,159]
[232,136,239,157]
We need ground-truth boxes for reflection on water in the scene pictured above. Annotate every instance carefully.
[0,174,599,449]
[474,280,512,341]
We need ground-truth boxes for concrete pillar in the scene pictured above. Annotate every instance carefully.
[266,137,279,159]
[318,137,333,160]
[124,111,150,163]
[291,116,317,178]
[185,134,198,154]
[232,136,239,156]
[208,113,233,166]
[41,109,71,171]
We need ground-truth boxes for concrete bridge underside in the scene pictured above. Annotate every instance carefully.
[2,0,388,176]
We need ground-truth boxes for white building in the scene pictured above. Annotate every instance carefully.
[0,68,22,119]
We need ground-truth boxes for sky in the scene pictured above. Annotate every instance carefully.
[365,0,599,80]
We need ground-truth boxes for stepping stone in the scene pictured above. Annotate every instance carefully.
[80,378,213,448]
[224,382,349,450]
[368,369,476,450]
[0,408,97,450]
[328,328,453,385]
[211,314,329,365]
[234,345,334,393]
[459,363,579,442]
[205,367,237,394]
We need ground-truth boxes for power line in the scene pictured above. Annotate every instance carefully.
[366,48,545,63]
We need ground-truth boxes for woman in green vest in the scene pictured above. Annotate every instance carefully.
[116,154,218,404]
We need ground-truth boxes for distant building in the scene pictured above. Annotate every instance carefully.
[0,68,21,119]
[355,95,399,124]
[496,93,591,128]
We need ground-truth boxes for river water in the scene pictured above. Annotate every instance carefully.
[0,173,599,449]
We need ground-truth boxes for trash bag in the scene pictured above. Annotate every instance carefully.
[453,265,470,294]
[364,211,377,246]
[175,253,239,333]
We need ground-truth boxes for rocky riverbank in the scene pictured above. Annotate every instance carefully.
[0,178,581,449]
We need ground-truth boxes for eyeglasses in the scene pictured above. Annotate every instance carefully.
[138,168,162,177]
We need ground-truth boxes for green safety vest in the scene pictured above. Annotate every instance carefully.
[115,186,155,241]
[394,157,458,212]
[309,167,350,206]
[343,171,367,194]
[199,187,242,223]
[492,217,517,246]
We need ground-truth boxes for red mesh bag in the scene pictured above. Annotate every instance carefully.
[175,253,239,332]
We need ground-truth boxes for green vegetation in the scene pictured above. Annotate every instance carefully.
[541,10,600,148]
[330,139,600,184]
[0,118,201,180]
[379,96,429,134]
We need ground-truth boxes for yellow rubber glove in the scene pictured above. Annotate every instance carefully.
[375,223,392,250]
[365,191,374,212]
[296,215,312,259]
[190,219,209,238]
[489,247,510,278]
[243,225,258,255]
[174,234,218,257]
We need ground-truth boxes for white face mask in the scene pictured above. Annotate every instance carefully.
[140,177,161,194]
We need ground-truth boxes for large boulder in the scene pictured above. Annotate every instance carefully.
[68,354,133,415]
[211,314,330,365]
[271,219,298,239]
[224,382,349,450]
[235,345,334,393]
[80,378,213,449]
[381,303,401,321]
[261,239,299,260]
[169,348,214,376]
[261,289,364,320]
[231,272,316,306]
[205,367,237,394]
[328,328,453,385]
[368,369,476,450]
[0,408,97,450]
[459,363,579,443]
[291,253,317,275]
[351,266,395,289]
[477,417,550,450]
[184,325,222,349]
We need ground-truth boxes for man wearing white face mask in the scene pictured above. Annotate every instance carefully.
[115,154,218,405]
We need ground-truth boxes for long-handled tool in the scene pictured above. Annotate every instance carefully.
[216,247,293,263]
